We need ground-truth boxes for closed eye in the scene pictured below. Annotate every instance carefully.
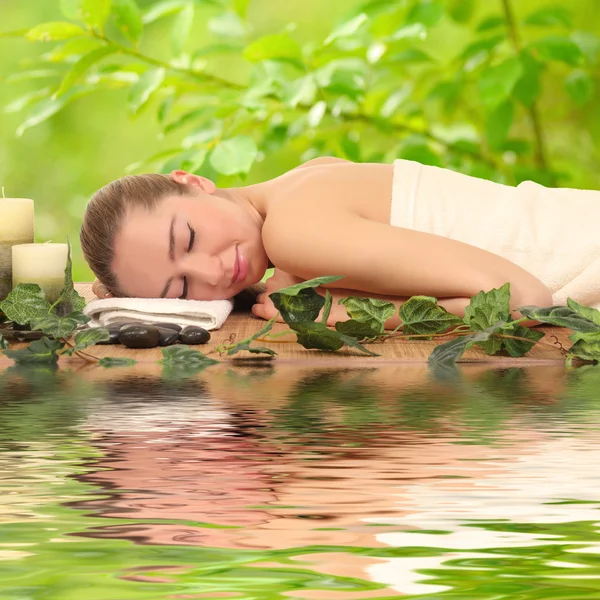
[187,223,195,252]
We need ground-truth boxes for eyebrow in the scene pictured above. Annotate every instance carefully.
[159,216,176,298]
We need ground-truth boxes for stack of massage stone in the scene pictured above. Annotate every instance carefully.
[98,322,211,348]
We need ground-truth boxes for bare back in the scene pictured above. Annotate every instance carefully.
[258,158,394,225]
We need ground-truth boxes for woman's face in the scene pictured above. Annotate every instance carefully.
[111,173,269,300]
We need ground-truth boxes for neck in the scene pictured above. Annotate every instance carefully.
[216,183,267,225]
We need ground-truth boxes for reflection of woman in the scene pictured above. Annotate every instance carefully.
[79,157,584,330]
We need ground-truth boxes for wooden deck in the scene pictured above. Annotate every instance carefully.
[0,283,577,367]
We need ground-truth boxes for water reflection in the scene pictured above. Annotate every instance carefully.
[0,361,600,598]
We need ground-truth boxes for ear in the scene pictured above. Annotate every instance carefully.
[170,170,216,194]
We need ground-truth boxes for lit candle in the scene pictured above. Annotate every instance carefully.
[0,198,34,300]
[12,243,68,303]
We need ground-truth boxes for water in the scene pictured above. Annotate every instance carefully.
[1,361,600,599]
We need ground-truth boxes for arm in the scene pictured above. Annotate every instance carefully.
[264,209,553,321]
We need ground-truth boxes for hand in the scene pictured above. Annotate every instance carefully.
[251,269,304,323]
[92,278,112,299]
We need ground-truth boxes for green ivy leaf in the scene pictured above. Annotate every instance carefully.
[54,45,119,97]
[129,67,165,114]
[226,318,276,356]
[99,356,137,367]
[64,327,110,355]
[501,324,545,357]
[29,314,82,339]
[523,7,572,28]
[270,288,325,325]
[518,304,600,332]
[565,69,594,106]
[565,297,600,327]
[243,33,302,62]
[399,295,464,338]
[485,100,514,150]
[338,297,395,334]
[81,0,113,32]
[0,284,51,325]
[159,344,219,364]
[334,319,381,340]
[209,136,258,175]
[428,328,493,366]
[54,239,86,317]
[478,56,524,109]
[112,0,144,45]
[3,337,65,364]
[26,22,88,42]
[568,334,600,363]
[529,35,584,66]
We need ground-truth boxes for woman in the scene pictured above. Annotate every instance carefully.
[82,157,595,330]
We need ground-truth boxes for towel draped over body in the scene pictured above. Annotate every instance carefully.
[391,159,600,309]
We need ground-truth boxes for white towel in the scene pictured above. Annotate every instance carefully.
[83,297,234,330]
[391,159,600,309]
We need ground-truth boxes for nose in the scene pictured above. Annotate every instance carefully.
[183,253,225,287]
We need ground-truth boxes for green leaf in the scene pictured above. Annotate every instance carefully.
[399,295,465,338]
[65,327,110,354]
[476,15,505,32]
[568,334,600,363]
[406,0,444,27]
[160,148,208,174]
[565,69,594,106]
[128,67,165,114]
[208,12,247,38]
[226,318,276,356]
[270,288,325,325]
[16,85,91,137]
[501,324,544,357]
[26,22,88,42]
[448,0,475,23]
[513,52,542,107]
[0,28,32,38]
[460,34,504,61]
[293,321,344,351]
[397,142,442,167]
[321,290,333,325]
[523,7,572,28]
[243,33,302,62]
[334,319,381,340]
[209,136,257,175]
[171,3,194,56]
[338,297,395,334]
[307,101,326,127]
[99,356,137,367]
[42,37,103,62]
[565,298,600,327]
[485,100,514,150]
[142,0,188,24]
[4,88,53,114]
[478,56,524,109]
[428,329,493,366]
[159,344,219,365]
[54,45,119,97]
[82,0,113,31]
[112,0,144,44]
[182,120,223,147]
[282,74,317,107]
[518,304,600,332]
[0,284,51,325]
[3,337,64,364]
[389,23,427,42]
[324,13,368,45]
[29,314,82,338]
[271,275,345,296]
[54,239,86,317]
[60,0,81,19]
[529,35,584,66]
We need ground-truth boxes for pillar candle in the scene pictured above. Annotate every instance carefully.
[12,243,68,303]
[0,198,34,300]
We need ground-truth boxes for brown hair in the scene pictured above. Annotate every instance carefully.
[80,173,265,310]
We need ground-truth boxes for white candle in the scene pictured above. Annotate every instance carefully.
[0,198,34,300]
[12,243,68,303]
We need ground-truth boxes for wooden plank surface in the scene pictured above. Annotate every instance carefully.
[0,283,576,365]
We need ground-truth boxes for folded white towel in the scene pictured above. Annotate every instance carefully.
[83,297,234,330]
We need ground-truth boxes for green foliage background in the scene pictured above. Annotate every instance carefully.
[1,0,599,282]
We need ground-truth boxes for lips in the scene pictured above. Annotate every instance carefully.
[232,246,240,285]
